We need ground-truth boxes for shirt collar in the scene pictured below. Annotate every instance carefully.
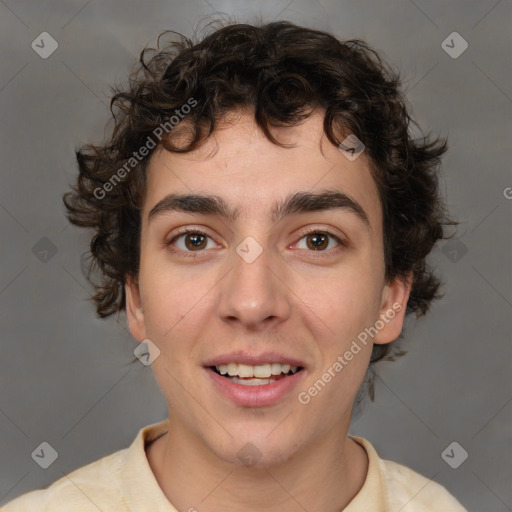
[121,419,175,511]
[344,436,387,512]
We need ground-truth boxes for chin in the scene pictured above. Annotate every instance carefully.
[208,432,301,469]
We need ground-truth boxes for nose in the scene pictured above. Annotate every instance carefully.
[217,239,291,331]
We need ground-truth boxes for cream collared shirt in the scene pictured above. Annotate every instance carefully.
[1,420,467,511]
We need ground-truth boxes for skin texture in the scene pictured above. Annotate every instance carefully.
[125,110,411,512]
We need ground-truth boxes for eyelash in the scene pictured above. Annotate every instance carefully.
[164,227,347,258]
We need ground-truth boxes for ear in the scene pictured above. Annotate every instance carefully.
[373,273,412,345]
[125,275,147,342]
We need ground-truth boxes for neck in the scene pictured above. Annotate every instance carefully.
[146,419,369,512]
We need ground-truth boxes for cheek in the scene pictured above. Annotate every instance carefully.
[138,260,199,342]
[298,263,383,344]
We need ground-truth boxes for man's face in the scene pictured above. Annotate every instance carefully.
[126,111,409,467]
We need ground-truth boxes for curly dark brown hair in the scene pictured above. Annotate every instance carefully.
[63,20,453,373]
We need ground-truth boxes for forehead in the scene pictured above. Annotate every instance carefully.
[143,111,382,233]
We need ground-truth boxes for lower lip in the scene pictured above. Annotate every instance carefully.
[205,367,306,407]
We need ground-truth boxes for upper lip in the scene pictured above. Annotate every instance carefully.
[203,351,306,369]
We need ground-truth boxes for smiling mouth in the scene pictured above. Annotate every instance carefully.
[209,365,304,386]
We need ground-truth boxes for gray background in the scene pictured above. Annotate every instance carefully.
[1,1,511,510]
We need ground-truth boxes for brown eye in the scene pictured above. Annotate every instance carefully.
[296,230,344,253]
[167,230,216,252]
[184,233,207,250]
[306,232,329,250]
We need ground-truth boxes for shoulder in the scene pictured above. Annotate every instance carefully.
[379,457,467,511]
[0,449,128,512]
[351,437,467,512]
[1,419,170,512]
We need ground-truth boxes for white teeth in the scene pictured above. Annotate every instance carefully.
[237,364,254,378]
[230,377,271,386]
[215,362,300,378]
[270,363,282,376]
[253,364,271,378]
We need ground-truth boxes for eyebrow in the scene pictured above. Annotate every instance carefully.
[148,190,370,230]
